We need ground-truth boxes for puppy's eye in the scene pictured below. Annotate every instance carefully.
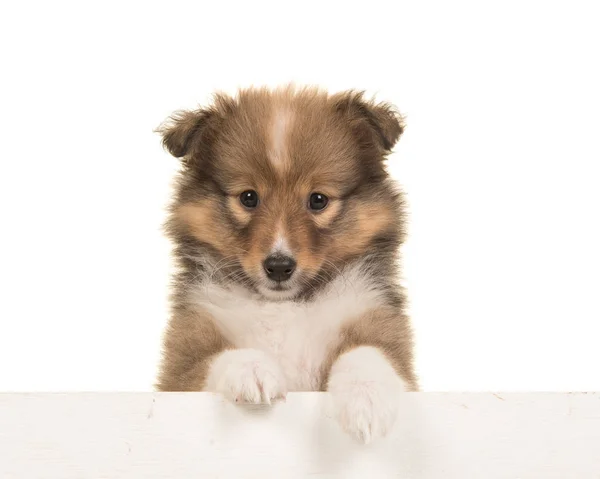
[240,190,259,208]
[308,192,329,211]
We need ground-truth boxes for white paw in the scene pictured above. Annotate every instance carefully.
[328,346,406,444]
[205,349,287,404]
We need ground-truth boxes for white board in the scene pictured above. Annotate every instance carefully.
[1,392,599,478]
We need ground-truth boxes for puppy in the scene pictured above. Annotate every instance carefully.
[156,86,417,443]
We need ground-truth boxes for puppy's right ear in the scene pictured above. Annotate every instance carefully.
[157,108,217,159]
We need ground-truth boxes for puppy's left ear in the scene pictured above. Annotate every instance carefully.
[333,91,405,151]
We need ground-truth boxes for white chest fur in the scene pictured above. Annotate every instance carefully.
[188,264,384,391]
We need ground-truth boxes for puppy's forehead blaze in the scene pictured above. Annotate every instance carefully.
[214,100,361,193]
[267,107,294,172]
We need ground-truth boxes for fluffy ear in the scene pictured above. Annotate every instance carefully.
[157,108,217,159]
[333,91,405,151]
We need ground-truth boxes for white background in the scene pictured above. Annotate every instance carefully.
[0,0,598,392]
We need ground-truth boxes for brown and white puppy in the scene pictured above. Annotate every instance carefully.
[156,86,417,443]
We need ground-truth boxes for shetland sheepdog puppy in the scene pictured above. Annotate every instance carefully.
[156,86,417,443]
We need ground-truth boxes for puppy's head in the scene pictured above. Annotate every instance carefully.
[160,87,405,300]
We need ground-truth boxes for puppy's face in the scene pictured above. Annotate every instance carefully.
[161,88,404,300]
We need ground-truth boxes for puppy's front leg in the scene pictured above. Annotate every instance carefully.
[325,308,416,444]
[205,349,287,404]
[327,346,407,443]
[157,311,287,404]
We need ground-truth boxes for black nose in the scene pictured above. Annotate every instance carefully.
[263,254,296,281]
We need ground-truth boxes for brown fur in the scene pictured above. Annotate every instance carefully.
[155,85,416,392]
[157,307,231,391]
[321,307,418,391]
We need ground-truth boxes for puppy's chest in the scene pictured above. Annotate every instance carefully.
[195,276,383,391]
[210,300,341,391]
